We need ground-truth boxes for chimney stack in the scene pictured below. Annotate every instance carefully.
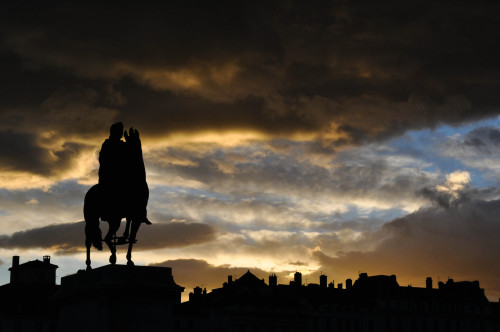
[269,274,277,287]
[426,277,433,289]
[346,278,352,290]
[320,275,327,288]
[10,256,20,283]
[12,256,19,268]
[43,256,50,264]
[294,272,302,287]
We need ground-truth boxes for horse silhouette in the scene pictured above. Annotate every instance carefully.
[84,184,142,269]
[84,126,149,270]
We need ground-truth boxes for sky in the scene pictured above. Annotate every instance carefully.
[1,1,500,301]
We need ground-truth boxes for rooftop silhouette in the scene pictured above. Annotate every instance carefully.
[1,255,499,331]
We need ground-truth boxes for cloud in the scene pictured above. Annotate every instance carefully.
[0,130,56,175]
[150,258,292,300]
[439,125,500,181]
[0,1,498,150]
[464,126,500,152]
[146,139,438,224]
[0,220,215,254]
[0,1,499,303]
[138,221,215,250]
[0,87,120,189]
[311,198,500,299]
[419,170,474,209]
[0,2,498,193]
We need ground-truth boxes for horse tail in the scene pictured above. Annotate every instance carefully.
[84,184,103,251]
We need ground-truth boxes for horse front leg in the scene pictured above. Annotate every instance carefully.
[85,239,92,271]
[126,219,141,267]
[104,219,121,265]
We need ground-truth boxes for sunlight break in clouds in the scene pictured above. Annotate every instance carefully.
[436,170,471,199]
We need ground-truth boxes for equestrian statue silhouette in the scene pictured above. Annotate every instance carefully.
[84,122,151,270]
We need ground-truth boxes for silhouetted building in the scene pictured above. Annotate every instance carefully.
[0,255,59,331]
[9,255,58,285]
[1,255,500,331]
[0,257,184,332]
[176,271,500,332]
[54,264,184,332]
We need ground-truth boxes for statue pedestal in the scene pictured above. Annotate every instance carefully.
[53,265,184,332]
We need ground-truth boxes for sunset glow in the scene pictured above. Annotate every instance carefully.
[0,2,500,303]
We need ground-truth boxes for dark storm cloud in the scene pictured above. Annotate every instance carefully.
[0,222,84,254]
[0,128,95,176]
[0,130,52,174]
[0,220,215,254]
[1,1,499,149]
[0,86,119,180]
[312,199,500,298]
[419,184,500,210]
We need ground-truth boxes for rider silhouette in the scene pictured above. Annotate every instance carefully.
[99,122,126,220]
[98,122,151,224]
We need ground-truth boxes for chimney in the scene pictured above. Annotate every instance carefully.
[320,275,327,288]
[426,277,433,289]
[269,274,277,287]
[12,256,19,268]
[189,286,203,302]
[43,256,50,264]
[10,256,20,284]
[294,272,302,287]
[338,283,343,289]
[228,275,233,284]
[346,278,352,290]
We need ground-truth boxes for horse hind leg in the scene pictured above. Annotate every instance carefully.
[126,219,142,267]
[85,239,92,271]
[84,217,102,270]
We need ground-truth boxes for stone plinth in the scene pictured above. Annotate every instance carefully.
[53,265,184,332]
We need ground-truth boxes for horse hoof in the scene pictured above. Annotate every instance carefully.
[109,255,116,265]
[127,260,134,267]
